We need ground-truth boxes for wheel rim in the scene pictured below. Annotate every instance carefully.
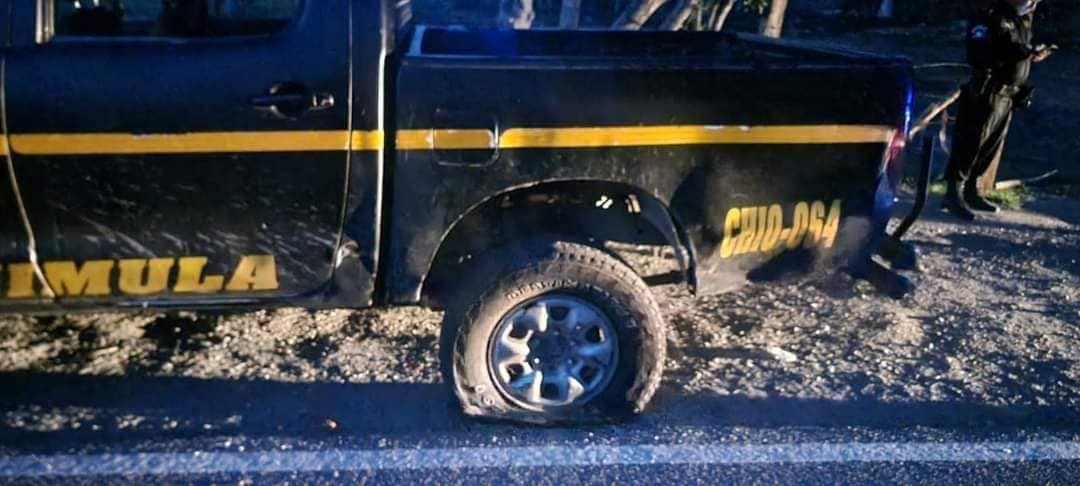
[488,293,619,409]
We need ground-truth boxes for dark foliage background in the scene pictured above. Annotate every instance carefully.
[411,0,1080,43]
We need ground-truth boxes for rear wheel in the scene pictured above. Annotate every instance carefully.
[439,240,666,424]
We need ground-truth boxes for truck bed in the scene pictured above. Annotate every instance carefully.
[412,26,905,66]
[387,24,914,302]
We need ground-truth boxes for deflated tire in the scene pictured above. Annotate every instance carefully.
[439,240,666,424]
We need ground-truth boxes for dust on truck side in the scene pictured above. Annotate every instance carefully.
[0,0,913,423]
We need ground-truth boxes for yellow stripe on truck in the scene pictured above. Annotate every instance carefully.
[351,130,384,151]
[10,131,354,155]
[499,125,895,149]
[395,125,894,150]
[6,124,893,155]
[395,129,497,150]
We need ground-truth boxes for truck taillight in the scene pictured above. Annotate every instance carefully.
[887,130,906,164]
[885,129,907,193]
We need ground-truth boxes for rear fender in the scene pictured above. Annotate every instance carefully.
[419,180,697,307]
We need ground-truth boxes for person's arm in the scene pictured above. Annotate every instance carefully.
[1032,44,1056,62]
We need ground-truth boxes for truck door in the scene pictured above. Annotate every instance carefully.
[3,0,354,304]
[0,2,36,294]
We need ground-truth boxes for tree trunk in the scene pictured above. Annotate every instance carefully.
[759,0,789,38]
[559,0,583,29]
[711,0,737,31]
[978,145,1005,194]
[497,0,535,30]
[613,0,670,30]
[660,0,698,30]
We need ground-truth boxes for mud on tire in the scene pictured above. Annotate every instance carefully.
[439,239,666,424]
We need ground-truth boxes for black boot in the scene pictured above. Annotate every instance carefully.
[942,180,976,221]
[964,183,1000,213]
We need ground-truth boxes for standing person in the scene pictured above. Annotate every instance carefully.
[943,0,1054,220]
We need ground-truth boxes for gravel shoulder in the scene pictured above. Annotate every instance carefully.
[659,194,1079,421]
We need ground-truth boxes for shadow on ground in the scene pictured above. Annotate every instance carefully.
[913,229,1080,280]
[2,371,1076,452]
[891,195,1080,230]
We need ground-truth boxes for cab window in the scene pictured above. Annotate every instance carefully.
[50,0,302,39]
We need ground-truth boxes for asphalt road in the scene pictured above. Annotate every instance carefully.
[1,424,1078,484]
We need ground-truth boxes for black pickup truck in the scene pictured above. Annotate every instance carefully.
[0,0,913,423]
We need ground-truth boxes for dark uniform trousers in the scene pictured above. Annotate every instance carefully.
[945,81,1014,185]
[945,1,1035,190]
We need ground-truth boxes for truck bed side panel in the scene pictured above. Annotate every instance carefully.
[389,48,911,302]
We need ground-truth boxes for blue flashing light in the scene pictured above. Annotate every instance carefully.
[903,83,915,134]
